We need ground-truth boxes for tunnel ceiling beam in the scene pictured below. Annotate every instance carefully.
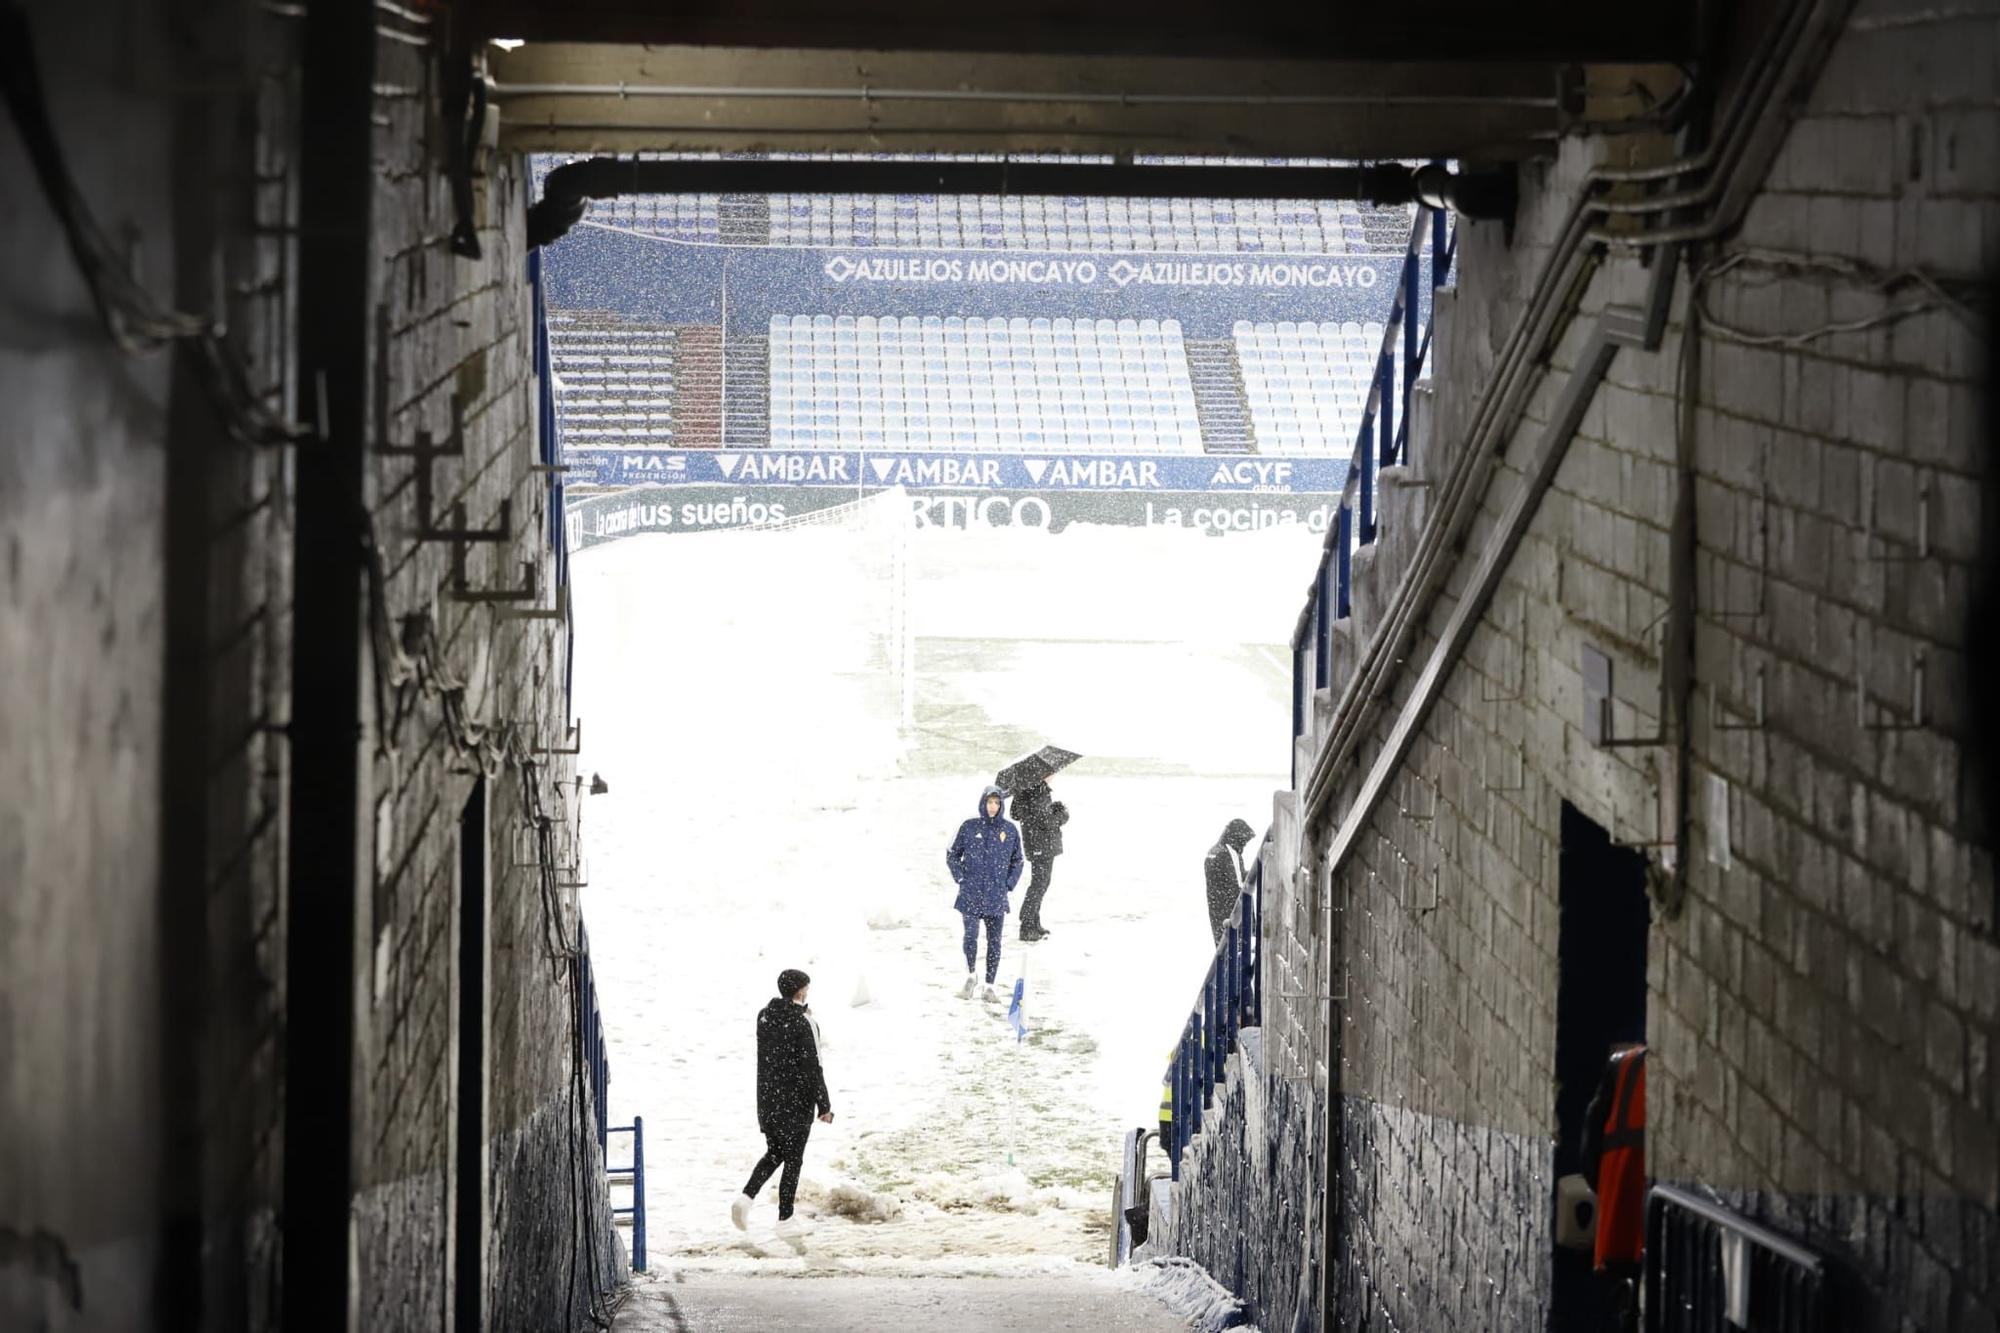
[490,44,1682,159]
[464,3,1696,63]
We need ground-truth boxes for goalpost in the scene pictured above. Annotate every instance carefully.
[763,485,917,738]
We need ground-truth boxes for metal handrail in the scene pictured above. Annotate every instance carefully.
[580,925,610,1152]
[1291,202,1451,744]
[1645,1184,1829,1333]
[580,927,647,1273]
[1166,859,1263,1177]
[606,1118,648,1272]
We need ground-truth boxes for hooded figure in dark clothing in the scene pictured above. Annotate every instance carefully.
[1204,819,1257,943]
[732,968,832,1234]
[946,784,1024,998]
[1009,775,1069,941]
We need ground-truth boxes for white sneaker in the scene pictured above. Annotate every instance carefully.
[983,983,1000,1002]
[775,1214,814,1238]
[730,1193,752,1231]
[959,974,977,998]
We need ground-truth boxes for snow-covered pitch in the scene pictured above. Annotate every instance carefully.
[572,495,1318,1271]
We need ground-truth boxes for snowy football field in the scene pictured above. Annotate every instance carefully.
[572,503,1319,1273]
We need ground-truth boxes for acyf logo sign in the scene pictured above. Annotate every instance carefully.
[1207,459,1295,488]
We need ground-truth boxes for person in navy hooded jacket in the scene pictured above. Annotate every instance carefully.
[945,784,1024,1001]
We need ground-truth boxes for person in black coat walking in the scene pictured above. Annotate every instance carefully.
[1204,818,1256,944]
[732,969,833,1234]
[1010,774,1069,941]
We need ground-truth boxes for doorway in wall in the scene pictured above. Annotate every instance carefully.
[453,778,490,1333]
[1548,800,1651,1332]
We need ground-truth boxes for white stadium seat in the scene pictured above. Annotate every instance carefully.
[760,311,1208,453]
[1233,319,1387,457]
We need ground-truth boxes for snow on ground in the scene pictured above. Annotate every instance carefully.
[573,508,1318,1272]
[1111,1258,1260,1332]
[612,1271,1199,1332]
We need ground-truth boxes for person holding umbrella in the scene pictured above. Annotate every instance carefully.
[997,746,1079,943]
[945,784,1024,1000]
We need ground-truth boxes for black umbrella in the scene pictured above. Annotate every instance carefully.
[996,745,1082,793]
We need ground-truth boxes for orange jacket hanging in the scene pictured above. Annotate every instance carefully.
[1593,1047,1648,1271]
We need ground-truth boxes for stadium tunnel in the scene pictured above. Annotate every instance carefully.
[4,1,1998,1331]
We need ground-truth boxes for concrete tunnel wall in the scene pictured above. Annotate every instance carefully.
[1151,4,2000,1330]
[0,2,619,1329]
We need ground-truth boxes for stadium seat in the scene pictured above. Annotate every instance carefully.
[1233,318,1387,456]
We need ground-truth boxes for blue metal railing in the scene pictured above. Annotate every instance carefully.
[580,926,610,1152]
[1166,859,1263,1177]
[1289,201,1454,753]
[607,1118,648,1273]
[578,926,647,1272]
[1645,1186,1829,1333]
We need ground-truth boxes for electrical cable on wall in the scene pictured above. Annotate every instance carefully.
[0,0,308,448]
[1694,246,1987,349]
[363,517,615,1326]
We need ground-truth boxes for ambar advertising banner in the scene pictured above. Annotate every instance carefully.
[563,447,1344,494]
[566,484,1345,548]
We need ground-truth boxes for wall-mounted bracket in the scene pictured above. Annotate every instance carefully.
[378,395,514,545]
[1582,642,1667,748]
[535,720,582,756]
[427,497,514,548]
[449,557,538,604]
[500,582,570,623]
[1862,462,1934,566]
[1710,666,1766,732]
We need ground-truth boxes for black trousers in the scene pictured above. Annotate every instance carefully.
[1020,856,1056,931]
[743,1119,813,1220]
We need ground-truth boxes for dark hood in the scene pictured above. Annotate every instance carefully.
[1221,818,1256,850]
[978,783,1009,820]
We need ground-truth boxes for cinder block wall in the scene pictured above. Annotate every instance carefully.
[353,15,616,1332]
[1162,4,1999,1330]
[1315,5,1999,1330]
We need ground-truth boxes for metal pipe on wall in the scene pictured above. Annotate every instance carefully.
[525,157,1516,247]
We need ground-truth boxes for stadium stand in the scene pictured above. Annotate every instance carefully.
[766,314,1206,452]
[542,157,1414,455]
[588,191,1382,255]
[1233,319,1387,457]
[548,311,723,449]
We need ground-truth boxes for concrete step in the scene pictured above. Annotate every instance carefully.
[1373,463,1431,616]
[1349,538,1384,662]
[1406,380,1436,479]
[1183,338,1258,454]
[722,334,769,448]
